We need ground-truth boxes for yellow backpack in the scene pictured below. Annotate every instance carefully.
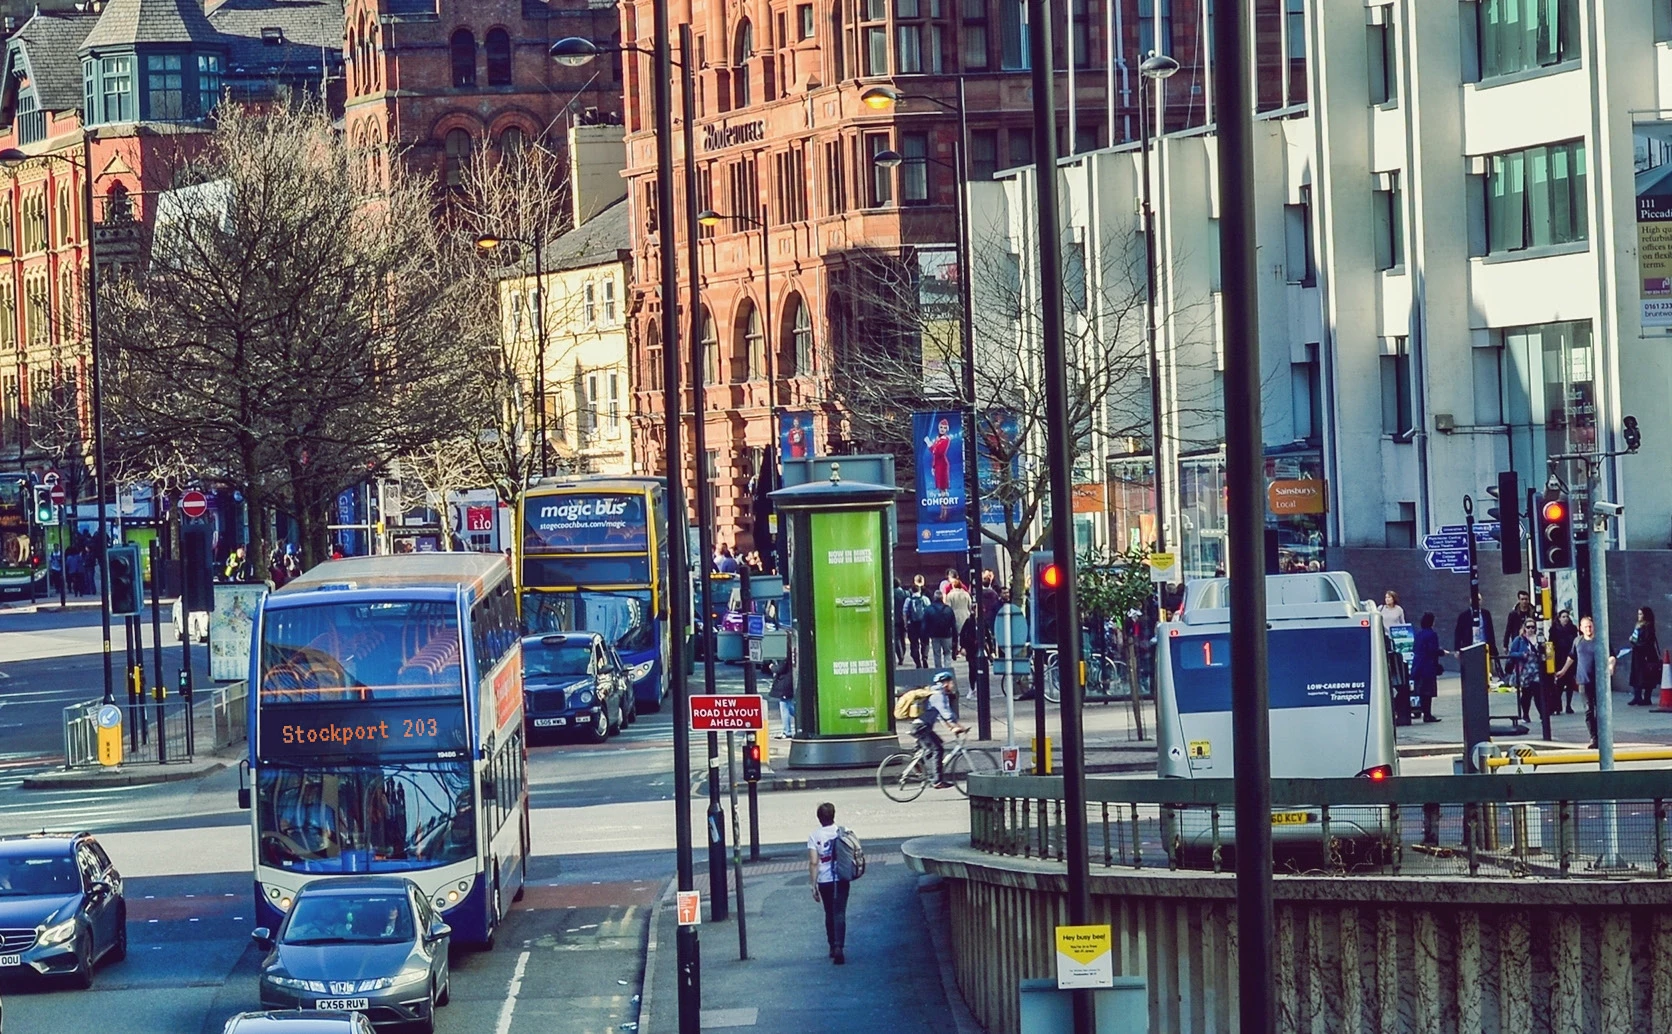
[892,687,934,721]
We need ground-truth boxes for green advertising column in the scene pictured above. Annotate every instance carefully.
[770,467,899,768]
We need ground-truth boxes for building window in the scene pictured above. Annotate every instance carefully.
[864,23,888,75]
[742,302,764,381]
[603,279,617,323]
[1283,203,1313,284]
[101,57,134,123]
[609,372,621,432]
[1485,139,1587,255]
[82,60,93,123]
[485,28,511,86]
[584,282,597,326]
[1368,20,1396,105]
[1500,319,1593,478]
[443,129,472,188]
[961,0,989,70]
[1070,0,1091,69]
[1478,0,1578,80]
[789,297,813,375]
[701,312,719,387]
[1007,130,1032,169]
[198,54,222,116]
[56,186,70,246]
[1373,175,1403,271]
[969,130,998,180]
[1380,337,1412,436]
[147,54,183,120]
[16,92,42,145]
[733,20,753,108]
[1473,345,1503,425]
[1292,345,1322,443]
[499,126,524,155]
[999,0,1028,69]
[867,133,893,206]
[896,23,923,73]
[901,132,928,202]
[450,29,476,87]
[1138,0,1172,58]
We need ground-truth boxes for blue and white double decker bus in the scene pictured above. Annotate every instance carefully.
[244,553,527,947]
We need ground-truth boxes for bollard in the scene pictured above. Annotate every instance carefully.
[1652,650,1672,713]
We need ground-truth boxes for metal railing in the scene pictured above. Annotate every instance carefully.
[970,771,1672,879]
[59,681,247,769]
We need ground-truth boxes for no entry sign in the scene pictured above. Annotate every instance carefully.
[689,694,767,731]
[180,490,209,519]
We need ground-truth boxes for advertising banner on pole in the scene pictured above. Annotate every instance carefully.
[778,411,815,461]
[977,410,1021,529]
[1635,120,1672,333]
[810,509,889,735]
[914,410,967,553]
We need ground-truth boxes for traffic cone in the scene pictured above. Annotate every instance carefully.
[1653,650,1672,713]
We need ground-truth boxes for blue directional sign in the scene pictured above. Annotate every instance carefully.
[746,614,766,638]
[1425,548,1471,572]
[1422,533,1470,551]
[1439,522,1499,538]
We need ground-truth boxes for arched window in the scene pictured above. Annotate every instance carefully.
[700,311,718,388]
[485,28,512,86]
[788,296,813,375]
[498,126,524,157]
[443,128,473,188]
[733,300,760,382]
[450,29,476,87]
[732,20,753,108]
[644,322,663,391]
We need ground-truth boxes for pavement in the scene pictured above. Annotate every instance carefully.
[640,838,980,1034]
[20,751,232,789]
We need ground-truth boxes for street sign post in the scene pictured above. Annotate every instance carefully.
[49,483,65,505]
[179,490,209,520]
[1425,548,1471,572]
[1421,532,1470,552]
[689,694,767,731]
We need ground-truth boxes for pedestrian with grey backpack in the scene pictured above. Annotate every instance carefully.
[807,801,865,965]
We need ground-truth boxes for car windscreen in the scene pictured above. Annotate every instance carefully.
[0,854,80,896]
[1169,626,1372,713]
[282,893,416,945]
[523,644,592,678]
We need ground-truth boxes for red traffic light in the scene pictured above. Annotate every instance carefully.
[1040,563,1063,589]
[1541,500,1566,522]
[745,743,761,762]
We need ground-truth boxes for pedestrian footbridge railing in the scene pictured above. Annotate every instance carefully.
[60,681,248,769]
[969,771,1672,879]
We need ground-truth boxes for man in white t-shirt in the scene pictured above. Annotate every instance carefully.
[806,801,848,965]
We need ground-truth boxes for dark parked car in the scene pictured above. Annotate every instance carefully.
[224,1012,375,1034]
[0,832,126,988]
[253,876,451,1033]
[521,632,634,743]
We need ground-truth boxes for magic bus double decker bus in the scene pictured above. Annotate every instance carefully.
[517,476,674,712]
[244,553,528,947]
[0,472,49,597]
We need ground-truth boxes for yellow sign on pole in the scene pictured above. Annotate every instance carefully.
[1148,552,1179,584]
[1055,924,1114,989]
[95,704,123,768]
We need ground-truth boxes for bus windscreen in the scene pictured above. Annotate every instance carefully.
[260,600,464,700]
[1170,626,1372,713]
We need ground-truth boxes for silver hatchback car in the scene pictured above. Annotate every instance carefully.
[252,877,451,1033]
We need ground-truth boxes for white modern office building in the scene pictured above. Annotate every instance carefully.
[979,0,1672,611]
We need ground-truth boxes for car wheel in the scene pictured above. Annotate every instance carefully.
[437,969,452,1006]
[607,699,622,735]
[588,711,609,743]
[68,930,94,990]
[108,907,128,963]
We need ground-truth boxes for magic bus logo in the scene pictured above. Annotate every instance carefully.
[539,497,630,523]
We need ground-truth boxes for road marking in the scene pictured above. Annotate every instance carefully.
[494,949,529,1034]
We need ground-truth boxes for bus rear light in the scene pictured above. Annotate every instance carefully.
[1358,765,1393,782]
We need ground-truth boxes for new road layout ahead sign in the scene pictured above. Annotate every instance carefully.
[689,694,767,731]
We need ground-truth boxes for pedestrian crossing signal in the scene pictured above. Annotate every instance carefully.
[742,733,762,782]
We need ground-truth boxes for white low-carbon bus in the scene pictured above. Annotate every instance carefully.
[1156,572,1399,863]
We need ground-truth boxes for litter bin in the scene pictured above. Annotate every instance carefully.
[1018,977,1148,1034]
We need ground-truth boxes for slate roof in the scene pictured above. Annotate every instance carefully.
[10,9,100,112]
[206,0,344,77]
[538,198,631,275]
[81,0,224,51]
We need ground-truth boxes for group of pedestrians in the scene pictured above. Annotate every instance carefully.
[46,535,103,596]
[893,569,979,668]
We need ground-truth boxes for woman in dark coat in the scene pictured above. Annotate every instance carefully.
[1625,606,1662,706]
[1411,612,1445,723]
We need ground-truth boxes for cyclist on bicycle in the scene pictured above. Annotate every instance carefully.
[916,669,966,789]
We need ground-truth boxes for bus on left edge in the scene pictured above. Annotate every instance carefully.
[243,553,528,948]
[0,473,50,598]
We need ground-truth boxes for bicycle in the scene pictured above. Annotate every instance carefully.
[1041,651,1132,703]
[876,729,998,801]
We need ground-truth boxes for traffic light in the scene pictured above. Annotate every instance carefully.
[742,733,762,782]
[108,545,142,617]
[1486,471,1521,576]
[181,523,215,611]
[32,486,52,524]
[1029,551,1061,648]
[1624,415,1642,452]
[1536,494,1574,570]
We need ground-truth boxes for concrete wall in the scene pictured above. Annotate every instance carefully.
[907,836,1672,1034]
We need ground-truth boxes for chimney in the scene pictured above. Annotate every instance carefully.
[568,122,627,227]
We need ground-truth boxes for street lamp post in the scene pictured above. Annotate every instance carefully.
[551,29,701,1031]
[860,81,992,741]
[475,231,549,479]
[1137,52,1179,557]
[0,140,111,704]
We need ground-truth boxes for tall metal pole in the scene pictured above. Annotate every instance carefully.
[1586,462,1620,866]
[1139,73,1166,555]
[1214,0,1275,1028]
[534,235,548,478]
[75,139,113,706]
[653,13,701,1031]
[1025,5,1092,1032]
[951,80,990,742]
[679,22,727,924]
[758,200,776,573]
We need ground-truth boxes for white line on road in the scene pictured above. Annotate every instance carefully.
[495,949,530,1034]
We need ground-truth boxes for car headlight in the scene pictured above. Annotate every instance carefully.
[38,918,78,946]
[627,660,655,682]
[267,975,328,992]
[362,969,429,991]
[575,689,595,706]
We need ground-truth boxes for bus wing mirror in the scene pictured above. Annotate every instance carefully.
[238,760,251,810]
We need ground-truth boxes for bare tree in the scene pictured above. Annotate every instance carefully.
[826,237,1218,596]
[101,101,480,568]
[397,434,487,550]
